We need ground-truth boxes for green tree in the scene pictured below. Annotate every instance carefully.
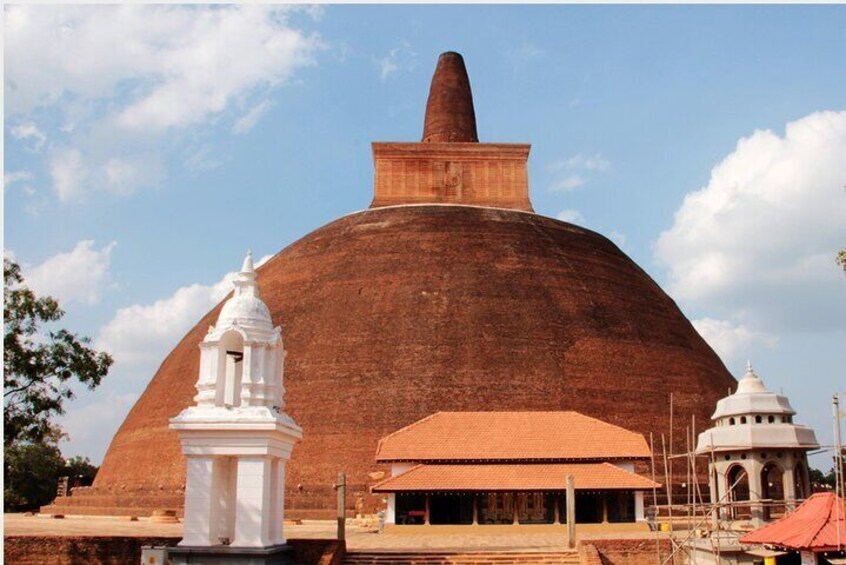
[4,257,113,445]
[4,436,66,511]
[809,466,836,489]
[63,455,99,486]
[838,248,846,276]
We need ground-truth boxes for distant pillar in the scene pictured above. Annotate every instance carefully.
[386,493,396,525]
[601,493,609,524]
[553,495,561,525]
[472,495,478,525]
[336,472,346,540]
[635,491,645,522]
[512,493,519,525]
[566,475,576,549]
[748,460,764,527]
[424,494,430,525]
[783,466,797,512]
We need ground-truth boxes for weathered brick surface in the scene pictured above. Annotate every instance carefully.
[3,536,344,565]
[370,143,533,212]
[3,536,179,565]
[580,538,673,565]
[343,551,580,565]
[64,205,734,519]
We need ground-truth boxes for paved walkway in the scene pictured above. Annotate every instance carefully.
[3,514,662,551]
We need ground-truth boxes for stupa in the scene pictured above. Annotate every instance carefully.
[47,52,736,519]
[696,362,818,525]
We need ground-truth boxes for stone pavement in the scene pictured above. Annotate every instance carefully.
[3,514,663,551]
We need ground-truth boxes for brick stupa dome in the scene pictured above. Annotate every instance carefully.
[47,52,735,519]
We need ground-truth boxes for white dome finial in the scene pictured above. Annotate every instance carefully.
[736,360,766,394]
[241,249,254,274]
[214,247,270,331]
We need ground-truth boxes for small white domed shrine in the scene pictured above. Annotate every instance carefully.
[170,251,302,555]
[695,362,818,525]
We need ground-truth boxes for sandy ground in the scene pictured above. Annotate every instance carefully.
[3,514,665,551]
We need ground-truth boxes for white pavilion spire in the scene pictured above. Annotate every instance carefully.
[170,249,301,551]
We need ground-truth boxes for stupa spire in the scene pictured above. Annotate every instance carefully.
[421,52,479,143]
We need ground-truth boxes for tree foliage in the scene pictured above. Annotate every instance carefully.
[3,436,100,512]
[4,437,66,511]
[4,257,113,445]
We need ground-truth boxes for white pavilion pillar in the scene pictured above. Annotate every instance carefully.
[233,457,274,547]
[783,466,797,511]
[634,491,645,521]
[386,494,396,525]
[181,457,218,546]
[268,459,287,545]
[747,459,765,526]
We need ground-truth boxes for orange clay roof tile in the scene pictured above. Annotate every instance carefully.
[371,462,659,492]
[740,492,846,550]
[375,411,652,462]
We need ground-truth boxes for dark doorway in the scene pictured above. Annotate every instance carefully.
[429,493,474,525]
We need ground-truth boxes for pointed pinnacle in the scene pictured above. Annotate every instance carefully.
[422,52,479,143]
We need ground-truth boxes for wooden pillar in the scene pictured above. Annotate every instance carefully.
[472,495,478,525]
[567,475,576,549]
[553,494,561,525]
[601,493,609,524]
[336,471,346,541]
[424,494,430,525]
[512,493,519,525]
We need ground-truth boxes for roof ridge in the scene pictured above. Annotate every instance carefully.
[375,412,444,458]
[370,463,425,491]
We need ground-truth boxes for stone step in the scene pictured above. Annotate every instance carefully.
[40,504,184,518]
[49,495,184,507]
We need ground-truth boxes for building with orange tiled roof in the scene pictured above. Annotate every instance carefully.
[372,411,659,530]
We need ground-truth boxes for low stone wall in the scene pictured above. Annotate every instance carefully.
[3,536,345,565]
[580,538,673,565]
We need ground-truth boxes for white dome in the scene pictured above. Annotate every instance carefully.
[210,251,276,339]
[217,293,272,329]
[711,363,795,420]
[695,362,819,454]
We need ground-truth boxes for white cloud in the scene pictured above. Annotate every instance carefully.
[233,99,274,135]
[547,153,610,193]
[96,254,272,369]
[11,122,47,152]
[556,209,585,223]
[4,170,33,188]
[692,318,777,367]
[378,43,416,81]
[48,148,88,201]
[550,175,586,192]
[656,111,846,334]
[608,231,627,248]
[23,240,116,305]
[184,145,223,174]
[60,391,138,461]
[549,153,611,173]
[507,43,544,61]
[57,253,272,460]
[5,5,322,199]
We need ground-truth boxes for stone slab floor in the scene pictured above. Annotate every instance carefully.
[3,514,665,551]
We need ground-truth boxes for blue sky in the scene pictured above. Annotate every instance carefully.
[4,5,845,470]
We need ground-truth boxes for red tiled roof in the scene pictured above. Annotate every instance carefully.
[375,411,651,462]
[741,492,846,550]
[371,463,659,492]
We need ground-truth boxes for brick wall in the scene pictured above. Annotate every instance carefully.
[3,536,345,565]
